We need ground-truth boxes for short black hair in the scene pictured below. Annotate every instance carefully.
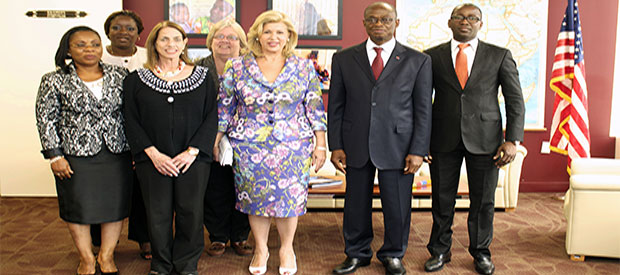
[54,26,100,74]
[104,10,145,36]
[451,3,482,18]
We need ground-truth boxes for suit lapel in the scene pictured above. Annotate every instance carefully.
[352,42,376,83]
[437,42,463,92]
[467,41,487,89]
[376,42,406,83]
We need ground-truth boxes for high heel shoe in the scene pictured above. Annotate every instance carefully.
[279,254,297,275]
[76,262,96,275]
[248,252,269,275]
[97,258,119,275]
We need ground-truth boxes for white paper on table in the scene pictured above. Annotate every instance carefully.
[218,135,233,166]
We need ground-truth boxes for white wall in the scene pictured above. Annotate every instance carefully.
[0,0,121,196]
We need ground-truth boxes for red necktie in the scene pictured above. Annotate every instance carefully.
[455,43,469,89]
[371,47,383,80]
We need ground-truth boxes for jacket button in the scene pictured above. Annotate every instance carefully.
[269,120,274,124]
[371,102,377,106]
[167,96,174,103]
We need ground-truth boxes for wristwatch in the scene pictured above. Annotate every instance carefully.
[187,147,199,156]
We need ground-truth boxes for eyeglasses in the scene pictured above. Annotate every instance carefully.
[214,34,239,41]
[364,17,394,25]
[71,43,101,50]
[450,15,481,23]
[111,25,137,32]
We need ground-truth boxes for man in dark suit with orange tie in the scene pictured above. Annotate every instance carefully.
[328,2,433,275]
[423,3,525,275]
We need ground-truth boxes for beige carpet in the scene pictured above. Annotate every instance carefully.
[1,193,618,274]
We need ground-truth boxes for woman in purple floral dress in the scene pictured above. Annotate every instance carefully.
[215,10,327,275]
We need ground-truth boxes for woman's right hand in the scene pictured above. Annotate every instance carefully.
[51,158,73,180]
[145,146,180,177]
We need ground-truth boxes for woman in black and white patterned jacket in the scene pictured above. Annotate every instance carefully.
[35,25,132,275]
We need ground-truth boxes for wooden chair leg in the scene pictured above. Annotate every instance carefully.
[569,254,585,261]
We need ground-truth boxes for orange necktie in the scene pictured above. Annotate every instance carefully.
[455,43,469,89]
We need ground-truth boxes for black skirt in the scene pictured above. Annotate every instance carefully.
[55,148,133,224]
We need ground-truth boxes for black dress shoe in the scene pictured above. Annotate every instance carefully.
[333,257,371,274]
[424,252,451,272]
[379,257,406,275]
[474,256,495,275]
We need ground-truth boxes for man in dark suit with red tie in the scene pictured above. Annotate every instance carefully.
[328,2,433,275]
[423,3,525,275]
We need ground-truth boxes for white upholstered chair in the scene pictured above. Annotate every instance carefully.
[418,144,528,210]
[563,157,620,261]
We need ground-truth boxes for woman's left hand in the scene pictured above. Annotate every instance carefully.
[312,147,326,173]
[172,149,197,174]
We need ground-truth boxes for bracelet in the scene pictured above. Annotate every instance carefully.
[50,156,64,164]
[316,146,327,151]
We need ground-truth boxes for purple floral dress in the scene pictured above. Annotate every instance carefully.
[218,53,327,217]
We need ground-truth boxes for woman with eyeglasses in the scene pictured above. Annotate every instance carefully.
[35,26,132,275]
[194,19,252,258]
[102,10,147,71]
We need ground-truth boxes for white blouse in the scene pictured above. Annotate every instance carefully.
[83,78,104,100]
[102,46,147,72]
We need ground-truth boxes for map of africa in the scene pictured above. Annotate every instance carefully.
[396,0,548,129]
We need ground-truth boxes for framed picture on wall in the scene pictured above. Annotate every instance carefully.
[164,0,240,37]
[268,0,342,40]
[294,46,340,92]
[187,45,212,61]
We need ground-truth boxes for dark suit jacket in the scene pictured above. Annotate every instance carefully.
[425,41,525,154]
[328,41,433,169]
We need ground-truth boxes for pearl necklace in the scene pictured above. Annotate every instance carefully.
[156,61,185,78]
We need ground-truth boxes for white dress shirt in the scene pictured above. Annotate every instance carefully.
[366,37,396,67]
[450,38,479,76]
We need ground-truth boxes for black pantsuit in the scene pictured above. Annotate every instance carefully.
[203,162,250,243]
[136,161,210,273]
[123,67,218,274]
[128,173,150,244]
[343,160,414,260]
[427,141,498,257]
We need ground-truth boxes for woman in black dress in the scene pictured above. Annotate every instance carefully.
[123,21,218,275]
[35,26,132,275]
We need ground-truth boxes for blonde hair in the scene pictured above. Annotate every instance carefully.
[144,21,193,70]
[205,19,248,55]
[246,10,298,57]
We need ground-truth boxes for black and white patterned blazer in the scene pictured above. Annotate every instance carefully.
[35,62,130,158]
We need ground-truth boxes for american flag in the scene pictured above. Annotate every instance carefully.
[549,0,590,174]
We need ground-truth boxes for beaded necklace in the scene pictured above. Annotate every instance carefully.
[155,61,186,78]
